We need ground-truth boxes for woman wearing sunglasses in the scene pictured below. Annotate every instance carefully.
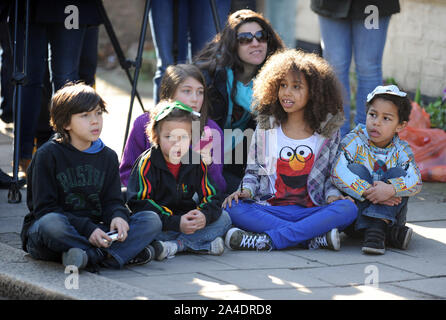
[194,9,284,194]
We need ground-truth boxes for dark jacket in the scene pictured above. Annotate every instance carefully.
[10,0,102,25]
[198,65,256,179]
[199,65,256,132]
[310,0,400,19]
[33,0,103,25]
[21,139,130,252]
[126,146,222,232]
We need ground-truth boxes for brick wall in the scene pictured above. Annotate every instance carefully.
[294,0,446,98]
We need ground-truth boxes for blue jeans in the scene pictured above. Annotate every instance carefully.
[318,15,391,136]
[79,26,99,86]
[14,22,86,159]
[26,211,162,269]
[348,163,408,231]
[226,200,358,250]
[155,210,232,252]
[149,0,231,102]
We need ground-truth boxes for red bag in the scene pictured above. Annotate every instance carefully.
[399,102,446,182]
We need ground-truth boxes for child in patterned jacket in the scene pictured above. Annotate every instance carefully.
[331,85,422,255]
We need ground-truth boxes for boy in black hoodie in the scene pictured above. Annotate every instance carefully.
[21,83,161,272]
[126,100,231,260]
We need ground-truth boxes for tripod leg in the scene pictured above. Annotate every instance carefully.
[8,0,30,203]
[209,0,221,33]
[122,0,152,153]
[96,0,146,113]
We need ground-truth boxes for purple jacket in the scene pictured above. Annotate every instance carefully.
[119,113,226,192]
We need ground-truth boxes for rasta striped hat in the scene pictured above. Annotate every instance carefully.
[154,100,201,122]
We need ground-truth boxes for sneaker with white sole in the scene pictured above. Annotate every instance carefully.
[225,227,273,251]
[152,240,178,261]
[308,228,340,251]
[386,225,412,250]
[62,248,88,270]
[127,245,155,266]
[209,237,225,255]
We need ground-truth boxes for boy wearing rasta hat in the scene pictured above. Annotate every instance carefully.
[126,100,231,260]
[331,85,422,255]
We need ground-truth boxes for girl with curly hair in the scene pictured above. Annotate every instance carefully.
[222,49,358,252]
[194,9,285,194]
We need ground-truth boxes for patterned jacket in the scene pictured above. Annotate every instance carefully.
[331,124,422,201]
[240,112,345,206]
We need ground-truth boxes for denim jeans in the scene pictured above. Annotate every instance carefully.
[149,0,231,102]
[348,163,409,231]
[155,210,232,252]
[26,211,162,269]
[79,26,99,86]
[14,22,86,159]
[226,199,358,250]
[318,15,391,136]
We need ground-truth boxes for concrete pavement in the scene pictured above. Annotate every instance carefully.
[0,68,445,300]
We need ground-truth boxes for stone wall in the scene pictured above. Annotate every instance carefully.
[293,0,446,98]
[382,0,446,97]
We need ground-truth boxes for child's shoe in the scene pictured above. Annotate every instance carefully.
[62,248,88,270]
[152,240,178,261]
[127,245,155,266]
[209,237,225,255]
[386,225,413,250]
[308,228,340,251]
[362,219,387,255]
[225,227,273,251]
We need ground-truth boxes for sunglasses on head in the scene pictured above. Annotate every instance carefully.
[237,30,268,45]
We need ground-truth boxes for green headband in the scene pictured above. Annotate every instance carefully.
[154,100,201,122]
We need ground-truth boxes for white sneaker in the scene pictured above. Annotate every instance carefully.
[308,228,340,251]
[209,237,225,255]
[152,240,178,261]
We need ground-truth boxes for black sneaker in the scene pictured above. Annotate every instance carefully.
[386,225,413,250]
[62,248,88,270]
[127,245,155,266]
[225,227,273,251]
[362,219,387,255]
[308,228,341,251]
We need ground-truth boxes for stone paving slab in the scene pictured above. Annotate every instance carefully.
[392,278,446,299]
[293,262,423,287]
[200,249,325,270]
[198,268,332,291]
[0,242,170,300]
[122,272,231,297]
[172,283,440,300]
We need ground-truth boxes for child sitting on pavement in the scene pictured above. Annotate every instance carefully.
[126,100,231,260]
[331,85,423,255]
[20,83,161,273]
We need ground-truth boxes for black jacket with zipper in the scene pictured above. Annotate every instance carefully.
[126,146,222,232]
[310,0,400,19]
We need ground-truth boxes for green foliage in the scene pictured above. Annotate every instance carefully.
[423,97,446,131]
[384,78,446,131]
